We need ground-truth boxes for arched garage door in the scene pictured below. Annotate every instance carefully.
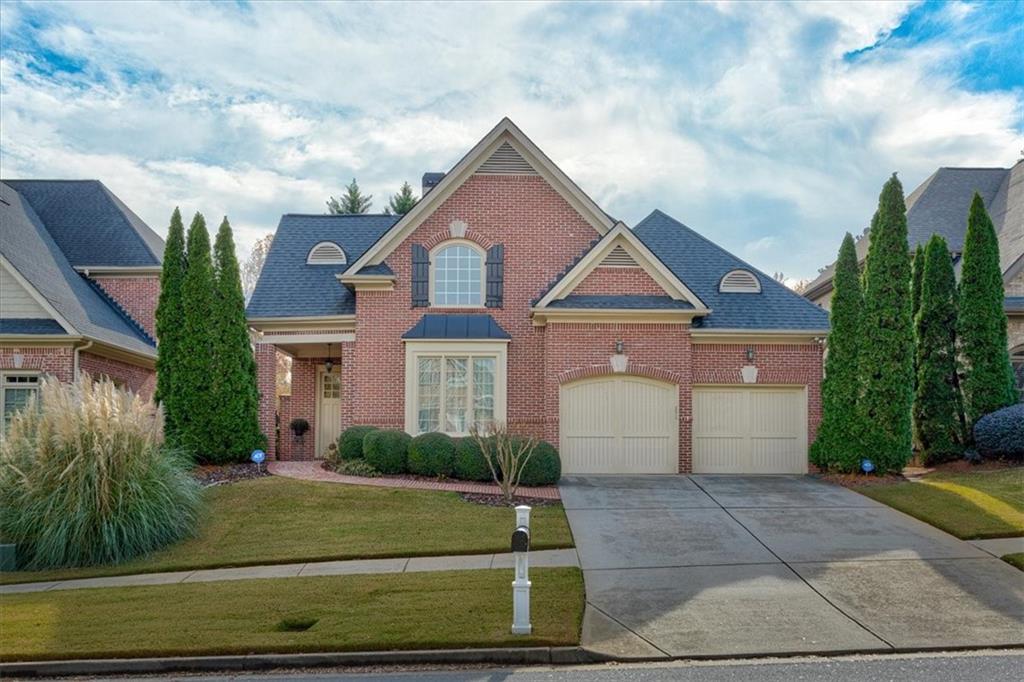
[693,386,808,474]
[560,376,678,474]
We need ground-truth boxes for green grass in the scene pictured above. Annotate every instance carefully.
[1003,553,1024,571]
[860,467,1024,539]
[1,477,574,585]
[0,568,584,661]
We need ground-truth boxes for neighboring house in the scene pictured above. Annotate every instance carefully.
[247,119,829,474]
[804,160,1024,395]
[0,180,162,427]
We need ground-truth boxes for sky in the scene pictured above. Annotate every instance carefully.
[1,0,1022,282]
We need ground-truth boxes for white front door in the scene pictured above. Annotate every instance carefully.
[693,386,808,474]
[560,376,679,474]
[315,367,343,458]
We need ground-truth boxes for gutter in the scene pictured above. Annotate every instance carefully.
[73,340,94,381]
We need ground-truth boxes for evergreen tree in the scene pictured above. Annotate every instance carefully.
[209,218,265,462]
[154,208,187,444]
[856,174,914,473]
[958,193,1016,427]
[177,213,218,459]
[910,243,925,331]
[326,178,372,214]
[913,235,963,463]
[810,233,863,472]
[387,181,418,215]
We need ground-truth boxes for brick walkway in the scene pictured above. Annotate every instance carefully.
[268,461,561,500]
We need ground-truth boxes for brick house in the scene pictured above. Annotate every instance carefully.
[0,180,162,426]
[247,119,829,474]
[804,160,1024,397]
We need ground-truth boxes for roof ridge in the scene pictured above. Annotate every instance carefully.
[82,275,156,346]
[283,213,398,218]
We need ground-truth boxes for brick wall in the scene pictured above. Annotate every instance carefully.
[92,276,160,339]
[0,346,74,382]
[255,343,279,458]
[571,266,667,297]
[79,352,156,399]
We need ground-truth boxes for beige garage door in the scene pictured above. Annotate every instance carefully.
[560,376,678,474]
[693,386,808,474]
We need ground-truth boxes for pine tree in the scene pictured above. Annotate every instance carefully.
[326,178,372,214]
[154,208,187,444]
[856,174,914,473]
[177,213,218,459]
[913,235,963,463]
[208,218,265,463]
[387,181,418,215]
[810,233,863,472]
[958,193,1016,427]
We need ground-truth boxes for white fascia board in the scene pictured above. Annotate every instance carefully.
[0,255,78,335]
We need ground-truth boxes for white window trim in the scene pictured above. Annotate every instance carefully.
[1,370,42,433]
[428,240,487,309]
[404,340,508,435]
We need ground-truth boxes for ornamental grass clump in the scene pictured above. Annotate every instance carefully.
[0,375,201,570]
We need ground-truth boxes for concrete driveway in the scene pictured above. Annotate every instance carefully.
[560,474,1024,659]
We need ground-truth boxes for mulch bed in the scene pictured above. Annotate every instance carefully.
[193,463,272,486]
[459,492,561,508]
[818,456,1019,489]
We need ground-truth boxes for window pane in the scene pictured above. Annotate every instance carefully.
[417,358,441,433]
[3,387,37,429]
[473,358,495,428]
[445,357,468,433]
[434,245,482,306]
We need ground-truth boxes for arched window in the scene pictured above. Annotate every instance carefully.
[431,242,484,306]
[306,241,346,265]
[719,269,762,293]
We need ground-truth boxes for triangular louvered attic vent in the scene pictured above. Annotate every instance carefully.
[600,244,639,268]
[476,141,538,175]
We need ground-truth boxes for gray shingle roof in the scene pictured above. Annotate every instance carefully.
[0,319,68,335]
[246,214,400,318]
[2,180,164,267]
[634,210,830,331]
[546,295,694,310]
[0,183,156,355]
[1005,297,1024,313]
[402,314,510,340]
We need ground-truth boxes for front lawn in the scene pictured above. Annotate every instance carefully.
[1,477,574,585]
[1003,553,1024,571]
[859,467,1023,539]
[0,568,584,661]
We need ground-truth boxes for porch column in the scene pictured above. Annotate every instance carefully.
[255,342,278,460]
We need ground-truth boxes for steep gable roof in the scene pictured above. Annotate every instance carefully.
[2,180,163,268]
[246,213,400,319]
[634,210,829,331]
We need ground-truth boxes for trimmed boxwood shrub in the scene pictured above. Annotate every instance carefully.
[363,429,411,474]
[337,425,378,461]
[973,404,1024,459]
[454,437,493,482]
[408,432,456,477]
[518,439,561,486]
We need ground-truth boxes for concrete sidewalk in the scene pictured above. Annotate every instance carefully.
[0,548,579,595]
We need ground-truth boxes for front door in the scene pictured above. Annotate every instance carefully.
[315,367,343,458]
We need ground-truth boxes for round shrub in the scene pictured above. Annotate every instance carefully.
[453,437,493,482]
[408,432,456,477]
[363,429,411,474]
[518,439,561,486]
[0,376,202,570]
[337,425,379,461]
[974,404,1024,459]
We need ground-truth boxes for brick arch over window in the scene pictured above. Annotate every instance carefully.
[557,363,682,386]
[421,227,494,252]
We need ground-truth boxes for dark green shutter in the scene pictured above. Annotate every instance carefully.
[486,244,504,308]
[411,244,429,307]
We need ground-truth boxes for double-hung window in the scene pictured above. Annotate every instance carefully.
[1,373,40,432]
[406,343,507,435]
[431,243,484,307]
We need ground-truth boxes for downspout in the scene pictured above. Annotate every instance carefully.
[73,340,94,382]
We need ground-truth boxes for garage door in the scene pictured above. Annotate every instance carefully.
[560,376,678,474]
[693,386,807,474]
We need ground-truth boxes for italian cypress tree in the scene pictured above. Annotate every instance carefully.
[909,242,926,446]
[913,235,963,463]
[155,208,187,444]
[958,193,1016,427]
[810,233,863,472]
[177,213,218,459]
[209,217,264,462]
[856,174,914,473]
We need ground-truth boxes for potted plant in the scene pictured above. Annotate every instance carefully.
[290,418,310,459]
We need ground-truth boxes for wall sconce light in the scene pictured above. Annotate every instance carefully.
[325,343,334,374]
[614,340,625,354]
[745,347,755,363]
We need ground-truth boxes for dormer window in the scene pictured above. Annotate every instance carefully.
[719,269,761,293]
[307,241,347,265]
[431,242,485,307]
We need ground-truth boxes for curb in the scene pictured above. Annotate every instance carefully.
[0,647,597,677]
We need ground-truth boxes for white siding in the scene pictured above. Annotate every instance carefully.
[0,264,51,319]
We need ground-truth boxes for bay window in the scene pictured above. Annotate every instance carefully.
[405,342,507,435]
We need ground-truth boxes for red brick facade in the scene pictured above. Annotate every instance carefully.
[92,276,161,339]
[572,266,667,297]
[79,351,156,399]
[0,346,155,398]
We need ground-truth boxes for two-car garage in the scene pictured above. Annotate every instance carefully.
[559,377,808,475]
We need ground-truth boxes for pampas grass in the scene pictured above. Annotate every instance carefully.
[0,374,201,569]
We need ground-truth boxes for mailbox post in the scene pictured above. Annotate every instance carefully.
[511,505,532,635]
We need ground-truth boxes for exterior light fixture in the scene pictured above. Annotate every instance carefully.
[745,347,755,362]
[325,343,334,374]
[614,340,625,354]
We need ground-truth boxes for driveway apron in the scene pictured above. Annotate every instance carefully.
[560,474,1024,659]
